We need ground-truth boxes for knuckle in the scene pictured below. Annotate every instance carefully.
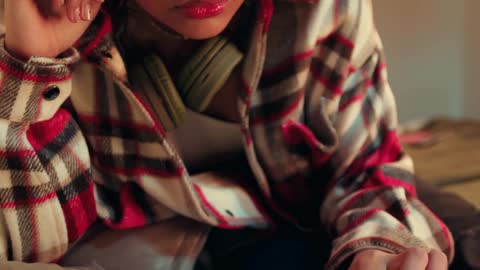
[407,247,429,261]
[351,256,369,269]
[441,252,448,262]
[431,249,448,263]
[351,250,381,268]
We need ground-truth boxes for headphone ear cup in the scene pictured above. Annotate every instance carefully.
[177,37,227,98]
[144,54,186,127]
[177,37,244,112]
[127,37,243,131]
[129,54,186,131]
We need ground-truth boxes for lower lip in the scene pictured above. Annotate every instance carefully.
[176,0,229,19]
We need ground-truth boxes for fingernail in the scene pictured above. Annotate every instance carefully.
[87,7,92,21]
[74,7,81,22]
[84,4,92,20]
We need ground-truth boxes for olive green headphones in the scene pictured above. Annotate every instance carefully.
[128,36,244,131]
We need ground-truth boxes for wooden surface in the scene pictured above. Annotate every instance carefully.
[442,179,480,208]
[402,118,480,209]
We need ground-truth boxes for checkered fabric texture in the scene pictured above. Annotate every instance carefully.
[0,0,453,269]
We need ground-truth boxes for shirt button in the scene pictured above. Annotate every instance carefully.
[43,86,60,101]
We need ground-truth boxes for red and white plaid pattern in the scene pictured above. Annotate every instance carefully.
[0,0,453,268]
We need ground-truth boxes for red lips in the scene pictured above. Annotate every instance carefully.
[175,0,229,19]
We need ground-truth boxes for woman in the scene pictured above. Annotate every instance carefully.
[0,0,451,269]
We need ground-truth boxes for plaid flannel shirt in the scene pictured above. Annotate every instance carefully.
[0,0,453,269]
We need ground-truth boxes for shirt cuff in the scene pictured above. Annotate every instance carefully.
[0,35,80,123]
[324,225,430,270]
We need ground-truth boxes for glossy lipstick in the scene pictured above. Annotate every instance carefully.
[176,0,229,19]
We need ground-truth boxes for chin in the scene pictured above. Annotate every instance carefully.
[172,21,232,40]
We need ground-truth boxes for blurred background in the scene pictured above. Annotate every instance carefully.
[373,0,480,210]
[373,0,479,122]
[0,0,475,122]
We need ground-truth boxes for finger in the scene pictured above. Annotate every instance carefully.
[399,248,428,270]
[85,0,104,21]
[349,259,387,270]
[426,250,448,270]
[52,0,65,8]
[387,252,405,270]
[80,0,91,21]
[66,0,82,22]
[349,250,390,270]
[33,0,65,15]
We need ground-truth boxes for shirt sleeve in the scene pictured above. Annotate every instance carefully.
[0,36,97,262]
[310,1,454,269]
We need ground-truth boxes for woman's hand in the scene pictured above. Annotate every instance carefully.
[5,0,104,59]
[349,248,448,270]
